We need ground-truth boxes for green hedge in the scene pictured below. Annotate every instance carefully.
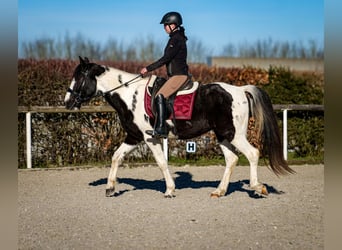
[18,59,324,168]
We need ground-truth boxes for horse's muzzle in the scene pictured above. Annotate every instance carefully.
[65,99,81,110]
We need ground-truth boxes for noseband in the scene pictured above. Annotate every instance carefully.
[67,87,94,103]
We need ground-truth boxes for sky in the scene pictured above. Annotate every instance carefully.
[18,0,324,56]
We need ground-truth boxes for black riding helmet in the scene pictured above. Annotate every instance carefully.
[160,11,183,26]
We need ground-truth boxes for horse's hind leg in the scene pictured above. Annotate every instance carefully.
[211,140,239,197]
[231,135,268,196]
[106,142,137,197]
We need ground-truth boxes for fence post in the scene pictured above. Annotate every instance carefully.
[26,112,32,168]
[283,109,288,160]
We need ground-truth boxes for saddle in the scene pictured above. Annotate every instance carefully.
[144,75,199,120]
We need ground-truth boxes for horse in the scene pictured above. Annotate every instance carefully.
[64,56,294,198]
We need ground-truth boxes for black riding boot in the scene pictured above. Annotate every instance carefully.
[146,94,168,138]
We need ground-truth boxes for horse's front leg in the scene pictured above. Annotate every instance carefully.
[105,143,137,197]
[145,138,175,197]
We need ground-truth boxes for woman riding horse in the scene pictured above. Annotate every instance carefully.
[140,11,189,138]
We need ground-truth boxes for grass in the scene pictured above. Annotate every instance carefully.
[167,152,323,166]
[19,152,323,169]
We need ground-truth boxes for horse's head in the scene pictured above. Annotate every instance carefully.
[64,56,105,110]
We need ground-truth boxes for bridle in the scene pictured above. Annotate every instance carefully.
[67,73,143,106]
[67,70,97,106]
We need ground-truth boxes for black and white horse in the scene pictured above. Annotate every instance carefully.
[65,56,294,198]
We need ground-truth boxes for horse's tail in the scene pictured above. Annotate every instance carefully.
[242,85,295,175]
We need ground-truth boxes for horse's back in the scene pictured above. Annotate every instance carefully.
[174,82,246,140]
[210,82,250,97]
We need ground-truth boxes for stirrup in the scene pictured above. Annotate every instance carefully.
[145,129,168,139]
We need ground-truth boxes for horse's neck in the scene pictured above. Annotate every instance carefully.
[97,67,149,104]
[97,68,133,92]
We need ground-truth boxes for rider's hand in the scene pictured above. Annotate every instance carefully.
[140,67,148,76]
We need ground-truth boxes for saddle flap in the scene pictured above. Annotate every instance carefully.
[146,75,159,96]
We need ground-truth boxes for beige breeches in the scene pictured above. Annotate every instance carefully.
[156,75,188,98]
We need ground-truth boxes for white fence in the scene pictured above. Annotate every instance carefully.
[18,104,324,168]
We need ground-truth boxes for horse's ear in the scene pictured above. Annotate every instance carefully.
[79,56,90,65]
[79,56,85,64]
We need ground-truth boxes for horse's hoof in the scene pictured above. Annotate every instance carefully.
[250,183,268,196]
[210,193,220,198]
[261,185,269,196]
[252,184,268,198]
[105,188,115,197]
[164,193,175,198]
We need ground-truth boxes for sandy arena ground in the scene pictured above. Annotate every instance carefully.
[18,164,323,249]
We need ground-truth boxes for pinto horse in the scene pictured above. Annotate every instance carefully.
[65,56,294,198]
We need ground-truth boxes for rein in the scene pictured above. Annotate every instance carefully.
[103,74,143,96]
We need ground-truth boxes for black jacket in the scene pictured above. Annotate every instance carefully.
[146,29,188,77]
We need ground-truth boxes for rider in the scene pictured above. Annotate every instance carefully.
[140,11,189,138]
